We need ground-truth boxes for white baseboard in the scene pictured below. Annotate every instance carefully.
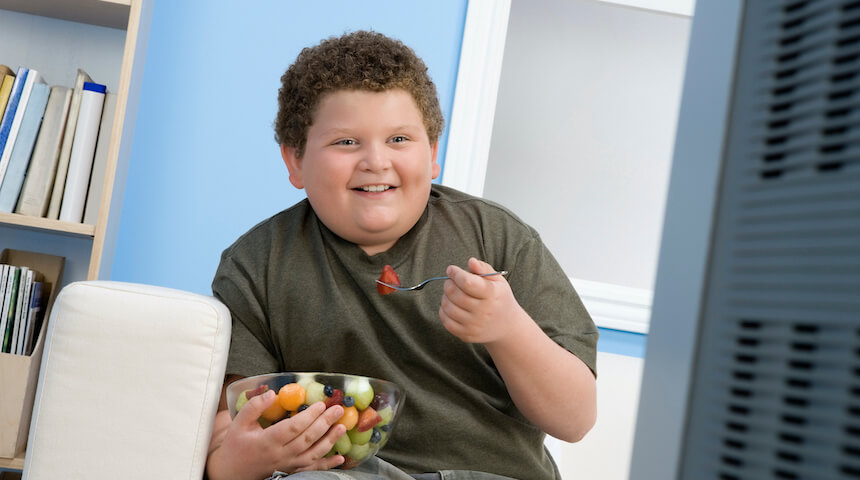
[570,278,652,334]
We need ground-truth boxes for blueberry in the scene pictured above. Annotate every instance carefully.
[343,395,355,407]
[370,429,382,443]
[324,385,334,397]
[380,424,391,432]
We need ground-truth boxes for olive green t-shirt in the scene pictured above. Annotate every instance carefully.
[212,184,598,480]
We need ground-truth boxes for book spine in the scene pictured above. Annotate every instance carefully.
[15,86,72,217]
[1,266,21,353]
[0,75,15,123]
[0,82,50,212]
[0,70,42,186]
[47,68,91,220]
[0,68,29,180]
[10,267,30,355]
[82,92,116,225]
[23,281,44,355]
[0,265,15,351]
[59,82,106,223]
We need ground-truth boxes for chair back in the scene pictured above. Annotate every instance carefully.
[23,281,231,480]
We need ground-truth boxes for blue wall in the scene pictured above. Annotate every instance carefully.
[111,0,468,295]
[110,0,648,358]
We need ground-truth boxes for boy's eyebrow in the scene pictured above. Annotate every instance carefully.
[320,124,424,136]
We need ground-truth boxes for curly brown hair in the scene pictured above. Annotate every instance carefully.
[274,30,444,157]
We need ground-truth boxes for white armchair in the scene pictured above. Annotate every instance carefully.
[22,281,231,480]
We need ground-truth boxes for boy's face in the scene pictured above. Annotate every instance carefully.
[282,89,440,255]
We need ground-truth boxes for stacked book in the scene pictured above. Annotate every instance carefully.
[0,64,116,225]
[0,263,50,356]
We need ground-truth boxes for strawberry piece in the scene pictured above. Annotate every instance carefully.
[324,388,344,408]
[245,384,268,400]
[377,265,401,295]
[356,406,382,432]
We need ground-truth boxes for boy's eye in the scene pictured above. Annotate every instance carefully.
[334,138,357,146]
[389,136,408,143]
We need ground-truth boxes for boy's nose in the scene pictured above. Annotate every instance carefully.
[359,143,391,171]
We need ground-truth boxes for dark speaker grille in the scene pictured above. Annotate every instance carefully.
[679,1,860,479]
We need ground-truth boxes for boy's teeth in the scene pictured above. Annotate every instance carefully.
[361,185,390,192]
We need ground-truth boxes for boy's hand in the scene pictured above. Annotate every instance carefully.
[207,389,347,480]
[439,257,525,344]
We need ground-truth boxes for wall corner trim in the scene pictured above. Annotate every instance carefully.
[570,277,652,334]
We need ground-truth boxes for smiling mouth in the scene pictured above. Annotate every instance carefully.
[356,185,393,192]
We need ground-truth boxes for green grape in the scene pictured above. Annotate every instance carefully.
[376,405,393,426]
[347,427,372,445]
[305,381,327,405]
[345,377,374,410]
[348,441,372,461]
[334,432,352,456]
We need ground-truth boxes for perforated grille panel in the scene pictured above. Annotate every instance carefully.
[679,1,860,479]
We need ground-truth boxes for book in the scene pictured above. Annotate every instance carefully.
[0,82,50,212]
[47,68,91,220]
[15,86,72,217]
[13,269,39,355]
[0,67,29,179]
[0,69,44,187]
[22,280,45,355]
[0,65,15,125]
[0,266,21,353]
[60,82,106,223]
[9,267,29,355]
[83,92,116,225]
[0,265,15,350]
[0,265,8,316]
[0,74,15,123]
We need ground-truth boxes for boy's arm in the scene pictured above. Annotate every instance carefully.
[484,309,596,442]
[440,258,597,442]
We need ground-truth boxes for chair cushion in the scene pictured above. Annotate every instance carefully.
[23,281,231,480]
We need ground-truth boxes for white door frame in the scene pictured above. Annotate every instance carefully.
[440,0,511,197]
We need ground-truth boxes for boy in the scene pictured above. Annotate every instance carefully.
[206,31,597,480]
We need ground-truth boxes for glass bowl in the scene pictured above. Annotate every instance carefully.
[226,372,404,469]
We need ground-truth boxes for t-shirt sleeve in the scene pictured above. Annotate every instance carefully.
[507,232,599,377]
[212,250,280,377]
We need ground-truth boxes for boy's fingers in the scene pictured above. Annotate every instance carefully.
[467,257,495,275]
[468,258,503,282]
[270,402,342,446]
[235,389,276,428]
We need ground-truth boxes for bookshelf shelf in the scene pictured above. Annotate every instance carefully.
[0,452,25,470]
[0,212,96,237]
[0,0,151,469]
[0,0,131,29]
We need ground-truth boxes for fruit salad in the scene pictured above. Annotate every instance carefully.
[228,372,403,470]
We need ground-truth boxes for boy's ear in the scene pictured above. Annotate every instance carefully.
[280,144,304,189]
[430,141,441,180]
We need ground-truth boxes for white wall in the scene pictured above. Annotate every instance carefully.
[482,0,691,292]
[482,2,693,479]
[552,352,644,480]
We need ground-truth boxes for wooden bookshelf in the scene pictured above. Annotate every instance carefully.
[0,0,152,470]
[0,452,24,471]
[0,0,150,280]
